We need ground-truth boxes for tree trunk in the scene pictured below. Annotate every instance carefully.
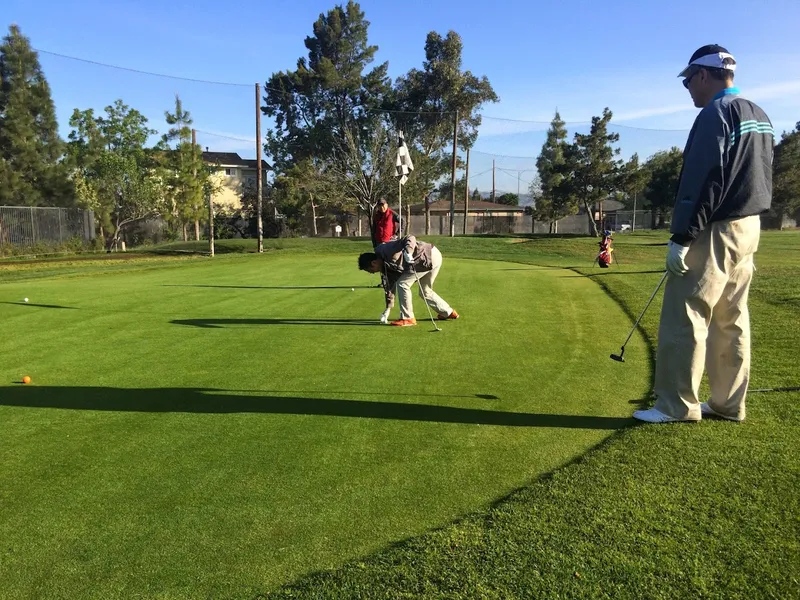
[583,198,599,236]
[425,201,430,235]
[311,201,318,236]
[194,218,200,241]
[183,222,188,241]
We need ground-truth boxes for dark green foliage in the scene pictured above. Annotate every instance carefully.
[0,25,72,207]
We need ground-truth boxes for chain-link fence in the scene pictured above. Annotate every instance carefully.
[336,210,659,238]
[601,210,657,232]
[0,206,95,251]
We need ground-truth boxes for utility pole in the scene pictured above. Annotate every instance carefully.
[492,159,496,202]
[449,109,458,237]
[463,148,470,235]
[632,192,637,232]
[256,83,264,253]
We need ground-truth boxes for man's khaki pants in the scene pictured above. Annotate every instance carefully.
[396,247,453,320]
[654,215,761,421]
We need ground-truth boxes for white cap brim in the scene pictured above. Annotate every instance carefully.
[678,52,737,77]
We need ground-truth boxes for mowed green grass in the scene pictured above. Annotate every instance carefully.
[0,248,648,599]
[266,231,800,600]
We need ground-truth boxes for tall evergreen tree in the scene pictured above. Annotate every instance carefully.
[773,122,800,220]
[565,108,622,236]
[619,153,650,230]
[534,112,574,232]
[262,1,392,222]
[390,30,498,218]
[160,95,206,241]
[263,1,389,170]
[0,24,72,206]
[643,147,683,228]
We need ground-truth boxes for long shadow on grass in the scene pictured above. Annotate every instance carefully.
[171,318,378,328]
[559,270,665,278]
[0,301,78,309]
[0,386,632,429]
[496,266,583,271]
[163,284,375,290]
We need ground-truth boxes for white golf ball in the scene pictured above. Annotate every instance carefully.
[351,288,355,291]
[23,298,29,303]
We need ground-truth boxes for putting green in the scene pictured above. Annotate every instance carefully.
[0,252,649,597]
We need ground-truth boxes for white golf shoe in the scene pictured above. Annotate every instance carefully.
[632,408,699,423]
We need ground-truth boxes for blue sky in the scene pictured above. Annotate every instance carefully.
[5,0,800,193]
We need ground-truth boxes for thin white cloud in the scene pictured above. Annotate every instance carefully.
[613,80,800,122]
[746,80,800,102]
[613,104,695,122]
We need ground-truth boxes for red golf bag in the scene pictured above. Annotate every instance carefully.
[597,232,613,268]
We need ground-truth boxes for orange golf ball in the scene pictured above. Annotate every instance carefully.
[22,376,31,384]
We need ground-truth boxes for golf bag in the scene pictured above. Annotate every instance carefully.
[597,231,614,268]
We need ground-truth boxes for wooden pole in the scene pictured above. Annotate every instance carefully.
[632,192,637,233]
[398,180,402,236]
[449,110,458,237]
[256,83,264,253]
[463,148,470,235]
[492,159,496,202]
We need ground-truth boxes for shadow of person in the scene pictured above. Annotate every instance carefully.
[1,386,633,430]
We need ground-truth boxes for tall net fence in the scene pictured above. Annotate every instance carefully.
[0,207,95,253]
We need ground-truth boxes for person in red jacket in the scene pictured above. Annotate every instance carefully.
[372,199,399,246]
[372,199,401,299]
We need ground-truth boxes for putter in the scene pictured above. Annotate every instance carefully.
[610,271,668,362]
[750,386,800,393]
[410,263,442,332]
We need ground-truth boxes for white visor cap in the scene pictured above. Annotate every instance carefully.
[678,52,737,78]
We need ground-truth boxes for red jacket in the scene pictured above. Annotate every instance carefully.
[373,207,399,246]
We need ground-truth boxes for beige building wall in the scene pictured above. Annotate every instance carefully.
[208,168,243,210]
[207,166,263,210]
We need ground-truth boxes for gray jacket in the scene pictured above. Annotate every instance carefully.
[671,89,774,244]
[375,236,435,306]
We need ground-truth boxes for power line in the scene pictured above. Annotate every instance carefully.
[36,47,691,132]
[36,48,253,88]
[194,129,256,143]
[481,113,690,132]
[470,148,539,160]
[36,49,458,118]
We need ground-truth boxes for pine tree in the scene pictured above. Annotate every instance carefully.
[534,111,574,232]
[565,108,622,236]
[161,95,206,240]
[773,123,800,220]
[0,24,72,206]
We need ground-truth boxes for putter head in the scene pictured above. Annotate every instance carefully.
[610,348,625,362]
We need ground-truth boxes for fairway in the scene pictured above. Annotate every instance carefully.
[0,250,648,598]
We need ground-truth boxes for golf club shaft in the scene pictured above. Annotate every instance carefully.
[410,263,440,330]
[750,386,800,393]
[620,271,668,349]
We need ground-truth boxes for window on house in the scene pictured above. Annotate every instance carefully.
[225,168,236,176]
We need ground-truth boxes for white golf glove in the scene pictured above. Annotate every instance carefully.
[666,240,690,277]
[379,309,390,324]
[402,250,414,264]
